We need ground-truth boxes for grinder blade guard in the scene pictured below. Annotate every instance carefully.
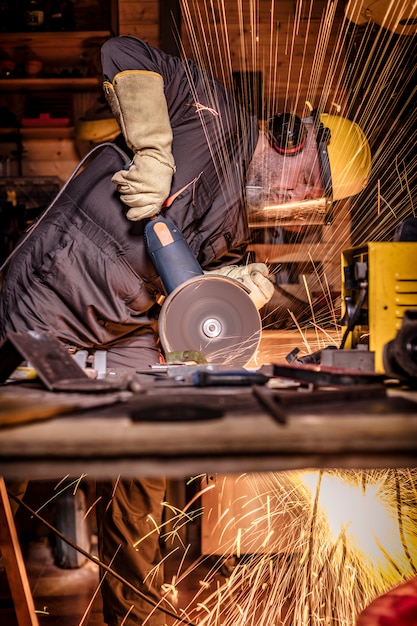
[145,215,261,366]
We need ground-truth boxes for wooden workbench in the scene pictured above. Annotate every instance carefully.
[0,371,416,626]
[1,379,416,480]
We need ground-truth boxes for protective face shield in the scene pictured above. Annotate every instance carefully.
[246,112,371,223]
[267,113,308,156]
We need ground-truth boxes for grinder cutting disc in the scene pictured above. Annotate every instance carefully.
[158,275,262,366]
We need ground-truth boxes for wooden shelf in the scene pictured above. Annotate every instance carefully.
[22,127,74,139]
[0,31,112,44]
[0,77,99,92]
[0,126,73,139]
[0,30,111,90]
[0,2,117,181]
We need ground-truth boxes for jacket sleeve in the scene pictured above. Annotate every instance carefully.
[101,36,259,268]
[101,36,180,84]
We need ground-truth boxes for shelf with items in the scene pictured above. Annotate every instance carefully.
[0,0,117,35]
[0,121,86,181]
[0,29,109,146]
[0,31,111,82]
[0,1,117,180]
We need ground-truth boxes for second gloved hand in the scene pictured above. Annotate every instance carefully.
[112,153,174,221]
[205,263,275,310]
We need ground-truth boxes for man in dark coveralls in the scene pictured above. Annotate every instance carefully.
[0,35,275,626]
[0,35,370,625]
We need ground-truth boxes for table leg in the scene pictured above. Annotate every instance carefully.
[0,477,39,626]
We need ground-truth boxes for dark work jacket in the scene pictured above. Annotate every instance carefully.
[0,37,258,351]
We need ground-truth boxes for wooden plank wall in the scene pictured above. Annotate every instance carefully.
[117,1,347,118]
[118,0,160,44]
[178,0,347,118]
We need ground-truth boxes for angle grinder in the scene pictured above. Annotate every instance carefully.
[145,215,262,366]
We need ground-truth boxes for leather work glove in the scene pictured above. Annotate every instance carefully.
[111,154,173,220]
[205,263,275,310]
[103,70,175,221]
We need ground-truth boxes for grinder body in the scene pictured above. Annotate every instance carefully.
[145,215,203,293]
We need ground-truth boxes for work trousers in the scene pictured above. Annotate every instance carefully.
[95,335,168,626]
[96,478,167,626]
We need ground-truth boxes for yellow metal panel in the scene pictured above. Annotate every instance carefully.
[342,242,417,373]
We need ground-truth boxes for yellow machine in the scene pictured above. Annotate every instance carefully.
[341,241,417,374]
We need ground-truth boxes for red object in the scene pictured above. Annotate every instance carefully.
[356,577,417,626]
[21,113,70,128]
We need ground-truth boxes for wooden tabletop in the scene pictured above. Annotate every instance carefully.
[1,379,416,480]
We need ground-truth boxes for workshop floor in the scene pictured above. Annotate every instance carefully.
[0,534,209,625]
[0,328,341,625]
[0,529,215,626]
[0,537,105,626]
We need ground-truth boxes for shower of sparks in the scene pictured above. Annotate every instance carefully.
[161,469,417,626]
[137,8,416,624]
[9,4,416,625]
[18,472,417,626]
[176,0,416,340]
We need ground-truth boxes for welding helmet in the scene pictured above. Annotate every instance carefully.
[267,113,308,156]
[320,113,371,200]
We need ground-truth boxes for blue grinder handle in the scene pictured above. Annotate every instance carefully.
[145,215,203,294]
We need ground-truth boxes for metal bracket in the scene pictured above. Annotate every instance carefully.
[0,331,118,392]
